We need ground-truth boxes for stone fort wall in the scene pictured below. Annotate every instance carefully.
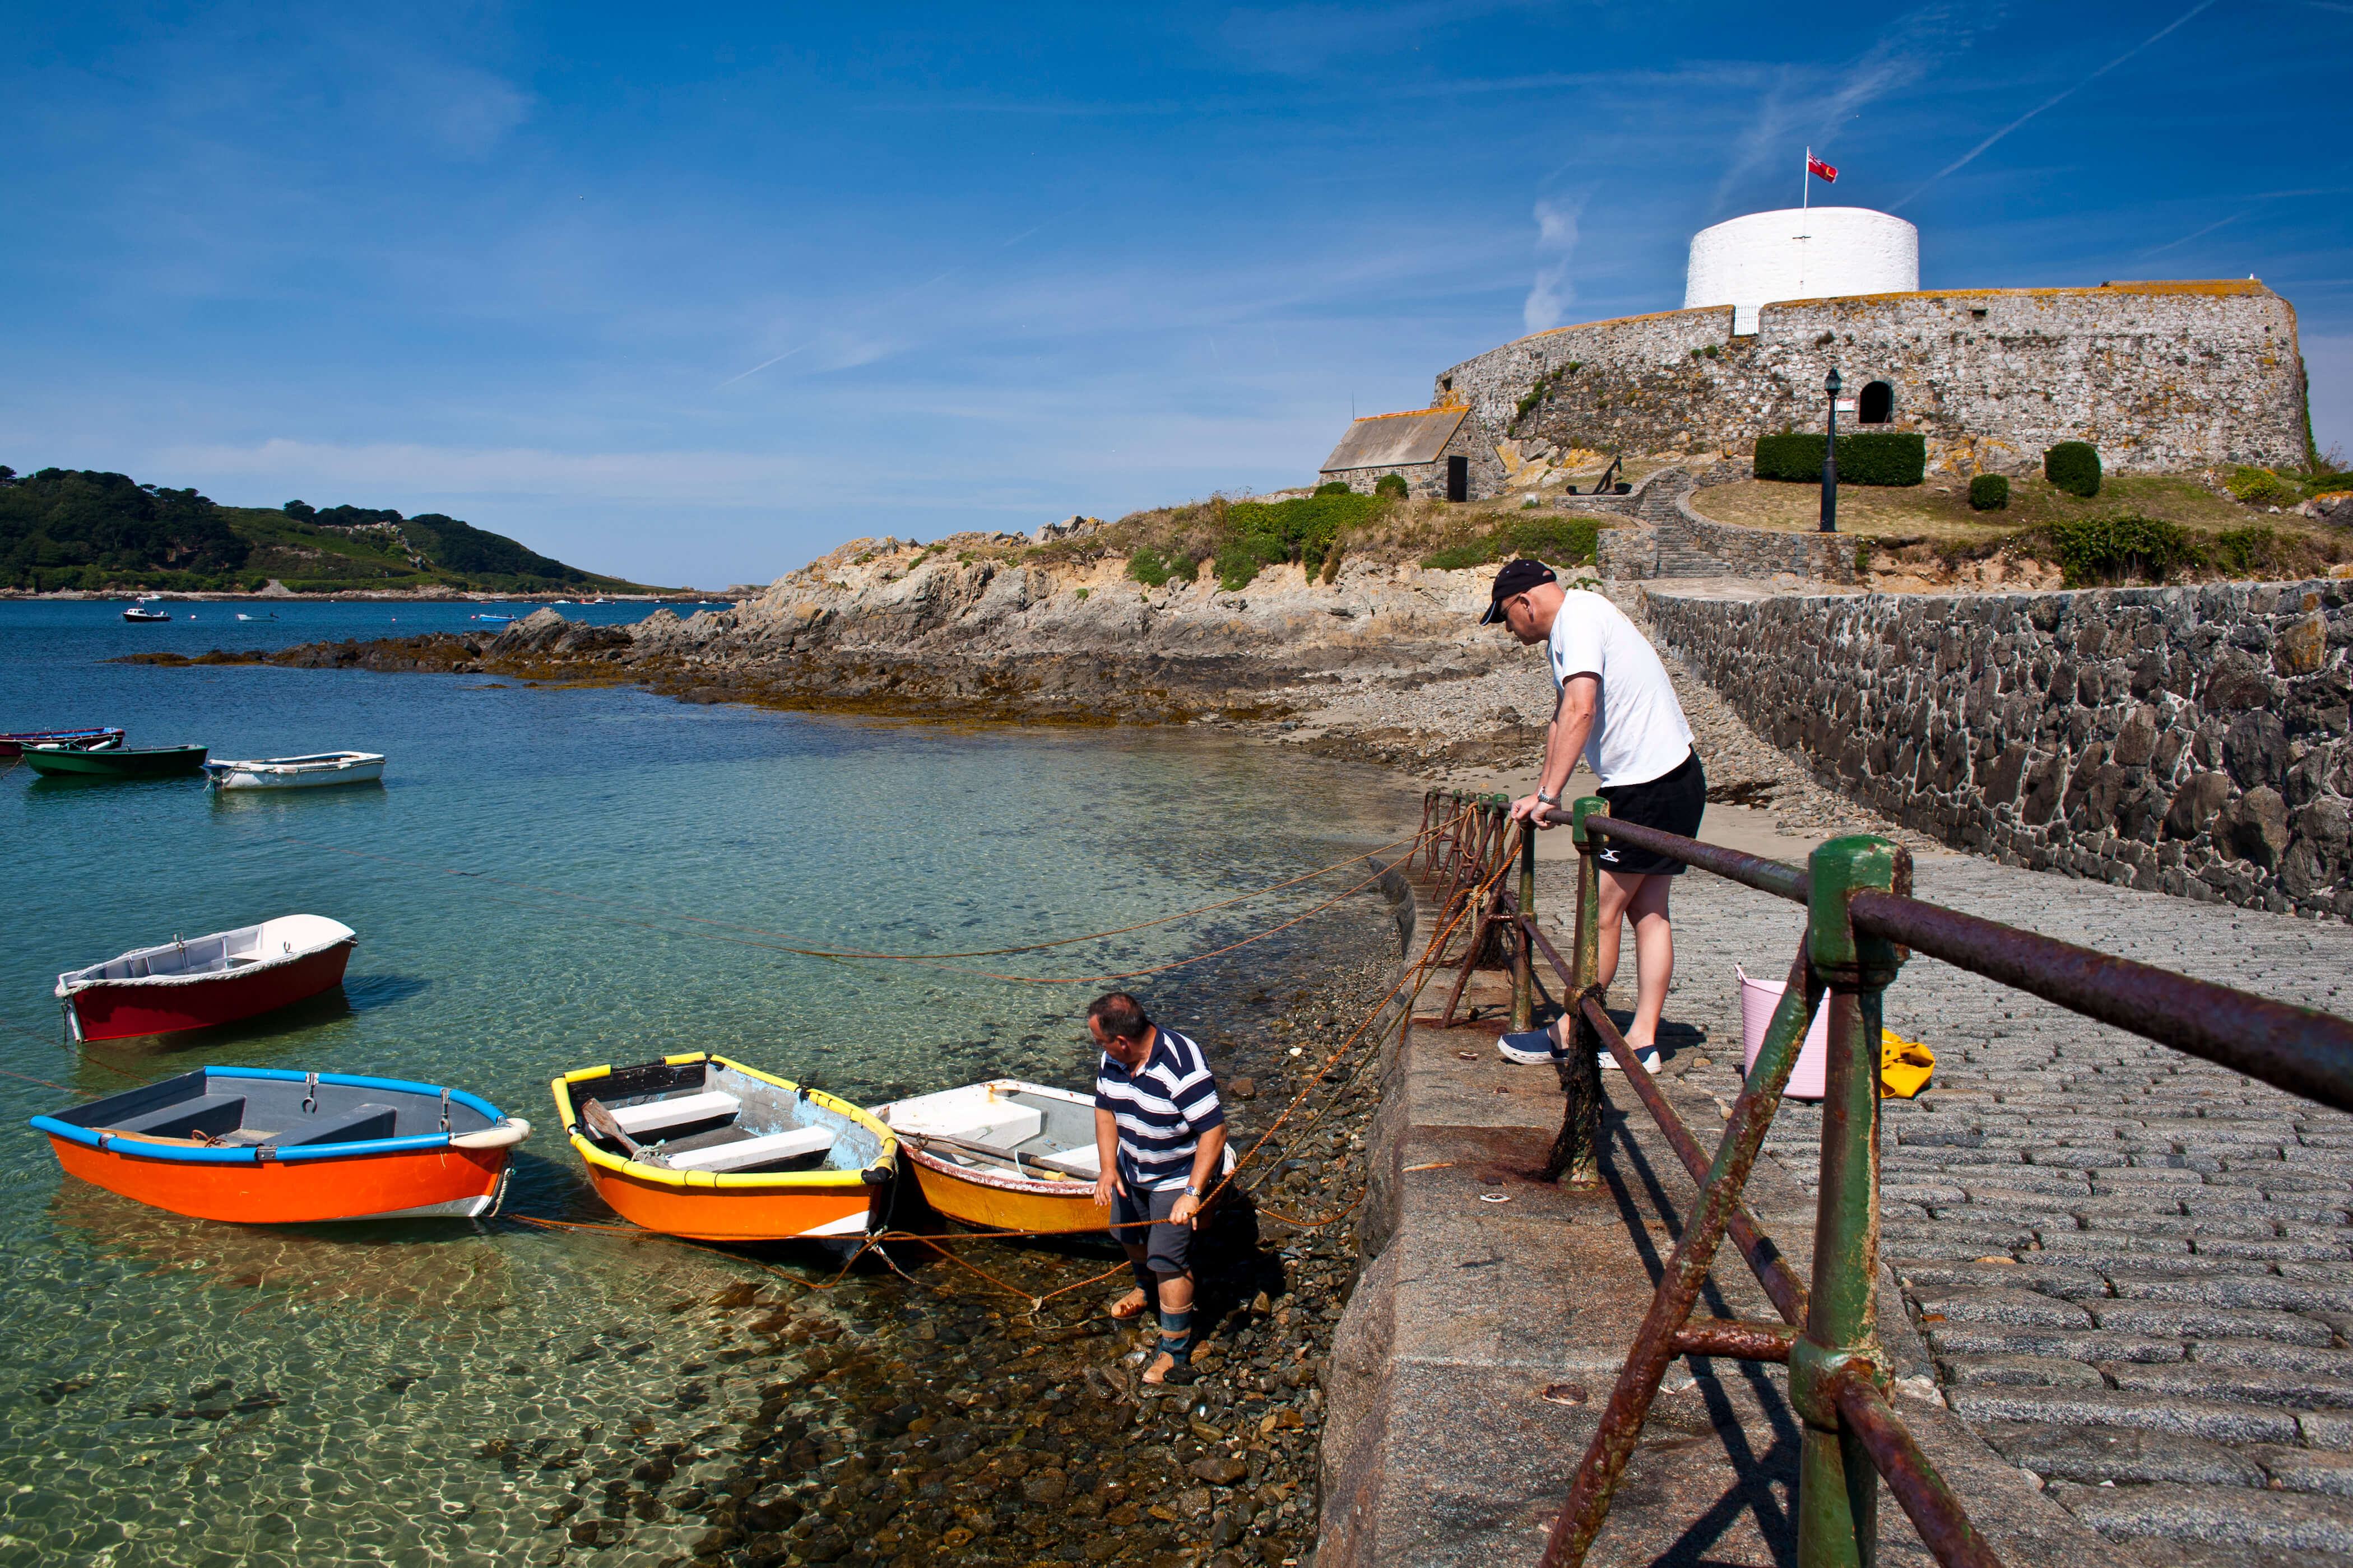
[1430,281,2309,500]
[1645,580,2352,923]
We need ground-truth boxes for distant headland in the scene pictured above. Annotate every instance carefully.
[0,462,693,597]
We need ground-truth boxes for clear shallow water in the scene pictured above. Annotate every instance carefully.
[0,601,1417,1564]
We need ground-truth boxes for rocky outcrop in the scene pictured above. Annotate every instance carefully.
[120,539,1552,766]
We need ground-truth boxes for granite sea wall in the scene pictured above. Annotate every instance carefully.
[1646,580,2353,920]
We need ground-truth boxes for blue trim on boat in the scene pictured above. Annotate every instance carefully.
[272,1133,452,1161]
[31,1113,456,1163]
[205,1066,505,1123]
[30,1115,101,1148]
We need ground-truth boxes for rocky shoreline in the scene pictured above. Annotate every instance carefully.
[531,946,1401,1568]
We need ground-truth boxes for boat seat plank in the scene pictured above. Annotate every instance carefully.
[111,1095,246,1141]
[1030,1144,1102,1178]
[609,1091,740,1136]
[663,1125,834,1172]
[273,1104,400,1147]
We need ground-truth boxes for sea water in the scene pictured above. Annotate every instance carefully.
[0,601,1419,1563]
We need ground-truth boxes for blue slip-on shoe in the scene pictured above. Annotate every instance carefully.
[1497,1028,1563,1065]
[1599,1046,1663,1074]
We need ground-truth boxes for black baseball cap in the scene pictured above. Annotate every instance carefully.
[1478,558,1557,624]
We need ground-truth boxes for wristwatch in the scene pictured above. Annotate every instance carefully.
[1535,788,1562,806]
[1182,1184,1201,1197]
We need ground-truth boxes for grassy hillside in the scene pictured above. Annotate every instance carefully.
[0,464,680,594]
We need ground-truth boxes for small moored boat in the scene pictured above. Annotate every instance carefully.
[22,744,207,779]
[121,599,172,622]
[871,1078,1236,1235]
[470,613,514,624]
[553,1053,896,1242]
[55,914,357,1043]
[234,612,278,622]
[0,728,123,758]
[31,1067,530,1223]
[203,751,386,790]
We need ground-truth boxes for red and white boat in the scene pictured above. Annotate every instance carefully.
[55,915,358,1043]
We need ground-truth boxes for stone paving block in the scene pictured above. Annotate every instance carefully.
[1979,1423,2266,1487]
[2100,1361,2353,1408]
[2248,1445,2353,1497]
[1885,1225,2039,1259]
[1941,1354,2110,1389]
[2035,1231,2193,1257]
[1946,1388,2300,1444]
[2299,1411,2353,1450]
[2106,1274,2318,1311]
[1915,1286,2096,1329]
[2045,1478,2353,1552]
[1895,1258,2108,1295]
[1930,1327,2188,1363]
[2104,1256,2291,1282]
[1882,1181,1969,1206]
[2090,1302,2335,1344]
[2188,1338,2353,1375]
[2197,1238,2353,1262]
[1967,1180,2097,1204]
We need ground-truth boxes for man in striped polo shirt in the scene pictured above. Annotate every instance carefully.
[1089,990,1228,1385]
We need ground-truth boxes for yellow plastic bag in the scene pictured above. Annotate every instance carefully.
[1881,1031,1934,1099]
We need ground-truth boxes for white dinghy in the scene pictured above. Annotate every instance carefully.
[203,751,386,791]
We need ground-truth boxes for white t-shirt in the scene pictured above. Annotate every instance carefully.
[1545,590,1695,787]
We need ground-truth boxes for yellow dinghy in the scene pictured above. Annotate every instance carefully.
[871,1078,1232,1237]
[553,1053,896,1243]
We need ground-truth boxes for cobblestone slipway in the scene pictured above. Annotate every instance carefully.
[1521,696,2353,1565]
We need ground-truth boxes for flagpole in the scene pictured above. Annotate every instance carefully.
[1803,146,1810,211]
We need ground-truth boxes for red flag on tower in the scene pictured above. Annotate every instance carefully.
[1808,153,1839,183]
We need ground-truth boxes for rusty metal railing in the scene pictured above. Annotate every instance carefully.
[1411,790,1542,1033]
[1422,793,2353,1568]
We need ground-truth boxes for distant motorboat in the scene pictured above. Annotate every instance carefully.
[470,613,514,624]
[203,751,386,791]
[121,599,171,622]
[235,612,277,622]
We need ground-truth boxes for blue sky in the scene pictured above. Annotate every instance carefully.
[3,3,2347,588]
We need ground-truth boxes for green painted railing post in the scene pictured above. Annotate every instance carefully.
[1546,797,1610,1185]
[1510,816,1537,1032]
[1793,835,1911,1568]
[1570,798,1607,992]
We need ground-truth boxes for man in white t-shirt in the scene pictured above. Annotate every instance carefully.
[1478,559,1706,1073]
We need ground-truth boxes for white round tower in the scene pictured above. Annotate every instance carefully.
[1684,207,1919,333]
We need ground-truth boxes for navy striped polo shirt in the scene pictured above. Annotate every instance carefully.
[1094,1026,1224,1193]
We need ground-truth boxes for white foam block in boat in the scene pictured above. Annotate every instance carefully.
[610,1091,740,1136]
[1031,1144,1102,1178]
[665,1125,834,1172]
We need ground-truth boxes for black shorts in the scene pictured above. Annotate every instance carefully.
[1111,1182,1193,1276]
[1595,751,1706,877]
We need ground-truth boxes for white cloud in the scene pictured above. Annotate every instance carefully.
[1523,196,1585,332]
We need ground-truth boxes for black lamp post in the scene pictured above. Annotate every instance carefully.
[1820,366,1841,533]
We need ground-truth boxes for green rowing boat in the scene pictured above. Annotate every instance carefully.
[22,745,209,778]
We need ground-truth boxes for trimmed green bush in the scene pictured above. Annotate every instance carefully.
[2214,525,2291,577]
[1212,491,1389,590]
[1968,474,2010,511]
[1315,481,1353,496]
[1373,473,1409,498]
[2047,515,2192,587]
[1753,432,1925,486]
[2044,442,2101,498]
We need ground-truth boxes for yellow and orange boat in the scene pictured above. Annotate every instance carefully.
[552,1053,896,1243]
[871,1078,1231,1236]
